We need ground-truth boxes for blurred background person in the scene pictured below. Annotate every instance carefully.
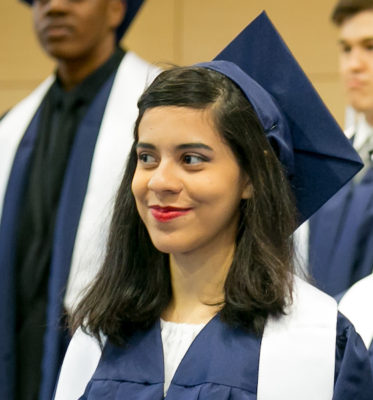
[329,0,373,371]
[307,0,373,296]
[0,1,159,399]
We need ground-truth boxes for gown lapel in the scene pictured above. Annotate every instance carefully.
[0,108,43,398]
[83,316,260,399]
[309,167,373,295]
[169,315,259,395]
[85,320,165,399]
[327,168,373,292]
[308,183,352,293]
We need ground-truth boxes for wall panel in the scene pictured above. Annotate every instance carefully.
[122,0,176,65]
[1,0,346,125]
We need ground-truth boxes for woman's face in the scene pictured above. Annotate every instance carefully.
[132,106,251,256]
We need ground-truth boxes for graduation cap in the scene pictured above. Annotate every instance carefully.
[19,0,145,41]
[197,11,362,224]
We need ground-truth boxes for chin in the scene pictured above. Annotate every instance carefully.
[41,41,81,61]
[349,97,373,115]
[149,237,194,255]
[151,242,183,255]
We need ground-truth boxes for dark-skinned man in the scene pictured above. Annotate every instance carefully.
[0,1,159,399]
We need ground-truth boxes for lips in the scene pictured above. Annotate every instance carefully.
[150,206,192,222]
[346,79,367,90]
[43,23,73,39]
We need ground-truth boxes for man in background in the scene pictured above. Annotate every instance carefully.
[0,1,158,399]
[307,0,373,296]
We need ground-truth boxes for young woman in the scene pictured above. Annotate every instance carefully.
[54,14,373,400]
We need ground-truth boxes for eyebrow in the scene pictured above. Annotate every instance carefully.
[339,37,373,45]
[136,142,214,151]
[136,142,156,150]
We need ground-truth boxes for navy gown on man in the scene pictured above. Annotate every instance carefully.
[309,163,373,296]
[0,1,159,399]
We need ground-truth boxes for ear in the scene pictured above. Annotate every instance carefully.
[241,178,253,200]
[108,0,126,31]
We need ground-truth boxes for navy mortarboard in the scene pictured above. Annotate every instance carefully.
[20,0,145,41]
[198,11,362,224]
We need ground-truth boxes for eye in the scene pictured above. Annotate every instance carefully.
[364,42,373,51]
[138,152,157,166]
[340,44,351,53]
[183,154,207,165]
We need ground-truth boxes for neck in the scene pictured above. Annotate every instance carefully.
[56,39,116,91]
[364,110,373,126]
[162,245,235,325]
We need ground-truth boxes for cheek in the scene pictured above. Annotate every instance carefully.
[131,171,143,201]
[32,9,42,35]
[131,174,148,225]
[189,176,243,210]
[82,11,110,35]
[339,58,349,76]
[131,169,151,207]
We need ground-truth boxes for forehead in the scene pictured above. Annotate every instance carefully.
[340,10,373,42]
[138,106,221,143]
[32,0,113,10]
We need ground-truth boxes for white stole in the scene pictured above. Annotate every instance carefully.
[64,52,159,310]
[339,273,373,349]
[257,276,337,400]
[53,328,102,400]
[0,76,53,220]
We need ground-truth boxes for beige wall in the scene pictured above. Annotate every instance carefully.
[1,0,345,125]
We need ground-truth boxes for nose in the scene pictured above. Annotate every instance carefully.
[40,0,69,13]
[147,161,182,194]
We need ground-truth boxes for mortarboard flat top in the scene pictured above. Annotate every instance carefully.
[20,0,145,41]
[198,11,362,224]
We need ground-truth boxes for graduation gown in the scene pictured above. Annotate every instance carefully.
[0,52,159,400]
[339,273,373,371]
[308,165,373,296]
[54,277,373,400]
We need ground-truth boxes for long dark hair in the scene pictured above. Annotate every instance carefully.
[71,66,297,345]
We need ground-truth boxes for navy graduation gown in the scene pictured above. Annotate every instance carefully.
[0,72,116,400]
[309,166,373,296]
[79,313,373,400]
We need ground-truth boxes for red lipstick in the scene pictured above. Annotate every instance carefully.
[150,206,191,222]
